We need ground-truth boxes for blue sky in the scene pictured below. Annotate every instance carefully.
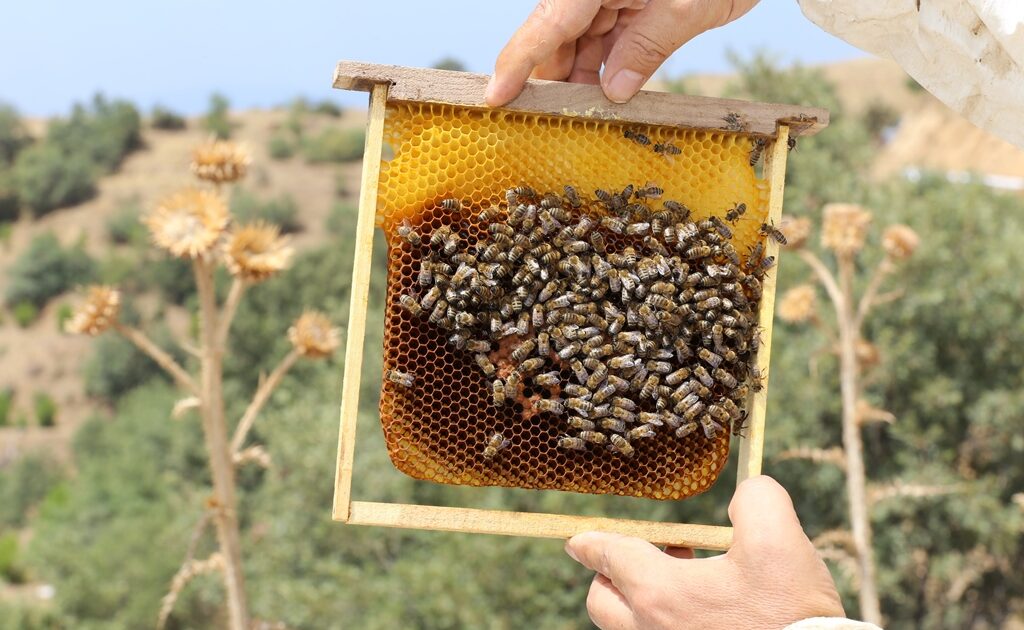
[0,1,865,116]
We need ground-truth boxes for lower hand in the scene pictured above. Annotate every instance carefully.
[565,476,845,629]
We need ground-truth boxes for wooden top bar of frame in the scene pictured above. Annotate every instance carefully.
[334,60,829,138]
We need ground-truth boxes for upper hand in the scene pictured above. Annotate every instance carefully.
[565,476,845,630]
[486,0,760,106]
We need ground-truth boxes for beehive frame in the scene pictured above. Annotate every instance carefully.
[332,61,828,550]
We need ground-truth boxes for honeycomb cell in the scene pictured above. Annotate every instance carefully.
[376,102,773,500]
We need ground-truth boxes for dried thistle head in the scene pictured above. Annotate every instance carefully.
[822,203,873,257]
[779,216,812,250]
[190,139,251,184]
[224,222,293,282]
[287,311,340,359]
[65,285,121,335]
[778,284,817,324]
[882,224,920,261]
[145,189,229,259]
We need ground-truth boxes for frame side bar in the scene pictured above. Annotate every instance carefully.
[334,60,828,138]
[348,501,734,550]
[333,83,389,521]
[737,125,790,482]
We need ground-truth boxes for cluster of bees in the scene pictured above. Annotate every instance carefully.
[386,184,778,461]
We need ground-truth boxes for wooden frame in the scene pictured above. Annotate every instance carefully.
[332,61,827,550]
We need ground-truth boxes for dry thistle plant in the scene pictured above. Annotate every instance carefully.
[67,140,337,630]
[776,206,958,624]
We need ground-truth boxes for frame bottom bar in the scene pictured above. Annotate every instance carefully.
[340,501,734,550]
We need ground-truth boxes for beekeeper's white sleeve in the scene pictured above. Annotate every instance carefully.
[797,0,1024,149]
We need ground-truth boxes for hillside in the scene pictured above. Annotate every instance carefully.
[0,106,365,458]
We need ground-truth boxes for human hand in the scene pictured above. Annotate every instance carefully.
[486,0,760,106]
[565,476,845,630]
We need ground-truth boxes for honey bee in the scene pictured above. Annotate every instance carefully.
[509,185,537,203]
[399,293,423,316]
[474,353,497,376]
[491,379,506,406]
[646,360,672,374]
[535,398,565,414]
[518,357,546,375]
[600,215,626,234]
[591,382,617,405]
[465,339,491,353]
[685,245,713,259]
[428,299,449,325]
[638,411,664,427]
[722,112,747,132]
[478,205,503,223]
[579,430,608,444]
[558,435,587,451]
[571,359,589,384]
[440,198,462,211]
[556,342,581,361]
[600,418,627,433]
[700,415,724,439]
[585,364,608,390]
[748,138,766,166]
[654,142,682,156]
[662,412,684,429]
[455,311,475,327]
[787,136,797,151]
[563,185,582,208]
[567,397,595,417]
[675,422,699,438]
[635,184,664,199]
[750,366,766,392]
[625,222,650,236]
[759,221,787,245]
[757,255,776,273]
[663,200,690,218]
[483,432,511,459]
[385,369,415,388]
[640,374,660,400]
[397,220,422,246]
[697,297,722,311]
[624,128,651,146]
[681,400,705,421]
[506,370,521,394]
[693,365,714,387]
[534,371,561,387]
[589,231,606,254]
[710,216,733,239]
[609,434,635,456]
[708,404,731,422]
[627,424,657,440]
[448,333,467,350]
[698,348,723,368]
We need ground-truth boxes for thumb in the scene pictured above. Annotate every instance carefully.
[726,475,814,565]
[601,1,708,103]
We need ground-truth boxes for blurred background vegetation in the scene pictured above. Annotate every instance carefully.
[0,53,1023,629]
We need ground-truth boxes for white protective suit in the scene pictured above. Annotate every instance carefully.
[798,0,1024,149]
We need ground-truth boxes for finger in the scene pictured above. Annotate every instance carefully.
[663,546,695,560]
[487,0,604,106]
[566,532,669,593]
[532,39,577,81]
[727,475,812,563]
[569,30,607,84]
[587,574,635,630]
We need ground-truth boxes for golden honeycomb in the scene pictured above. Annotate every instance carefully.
[376,101,771,500]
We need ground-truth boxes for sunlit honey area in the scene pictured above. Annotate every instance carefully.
[374,101,774,500]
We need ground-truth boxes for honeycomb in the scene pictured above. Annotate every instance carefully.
[376,102,772,500]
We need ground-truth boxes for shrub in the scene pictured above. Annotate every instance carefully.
[150,105,187,130]
[0,103,31,165]
[143,256,193,305]
[84,329,181,402]
[313,100,343,117]
[432,57,467,72]
[204,93,233,139]
[267,134,295,160]
[0,453,62,529]
[4,233,94,308]
[12,143,97,215]
[47,94,142,172]
[230,189,301,233]
[55,303,74,331]
[0,533,25,583]
[11,302,38,328]
[326,201,357,235]
[301,128,365,163]
[0,170,19,222]
[0,388,12,426]
[34,393,57,427]
[106,204,146,244]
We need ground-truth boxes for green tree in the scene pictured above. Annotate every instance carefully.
[204,93,233,140]
[12,143,97,215]
[0,103,31,164]
[432,57,468,72]
[4,232,94,308]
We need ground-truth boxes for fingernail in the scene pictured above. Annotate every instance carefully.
[485,75,498,105]
[564,541,580,563]
[604,69,644,103]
